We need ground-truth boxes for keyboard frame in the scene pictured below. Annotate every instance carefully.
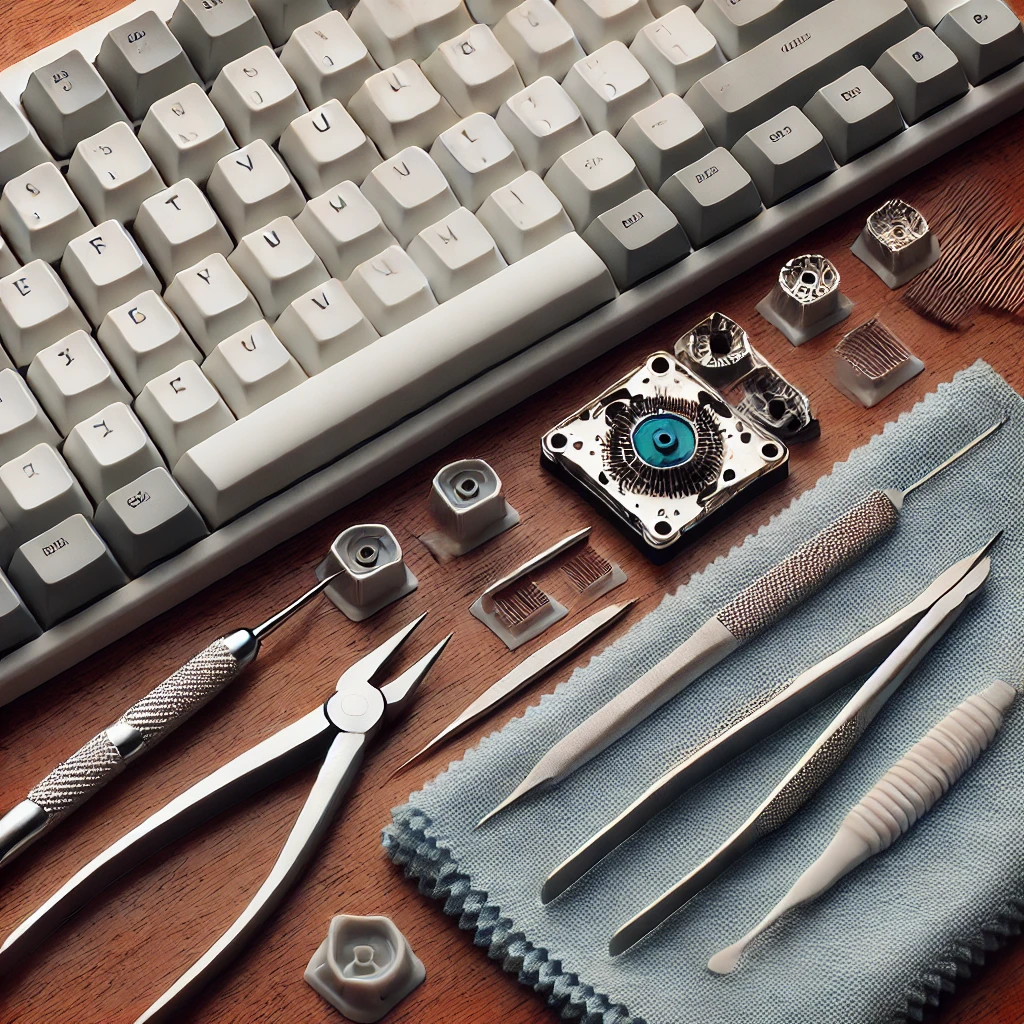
[1,2,1023,704]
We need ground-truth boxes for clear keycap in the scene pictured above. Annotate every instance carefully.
[133,179,234,284]
[422,24,526,117]
[21,50,129,158]
[164,252,263,354]
[8,513,126,627]
[408,206,508,300]
[618,94,713,190]
[210,46,308,145]
[295,181,398,279]
[348,60,459,158]
[0,569,40,652]
[168,0,271,81]
[346,244,438,333]
[630,7,724,94]
[97,290,203,394]
[274,277,379,374]
[0,443,92,543]
[67,122,166,225]
[0,260,90,368]
[349,0,474,66]
[556,0,655,52]
[229,215,330,320]
[27,330,133,435]
[0,94,52,190]
[494,0,585,83]
[139,83,236,188]
[135,359,235,466]
[361,146,460,245]
[0,160,93,265]
[95,466,208,576]
[0,368,60,463]
[203,319,307,416]
[871,28,969,125]
[936,0,1024,83]
[207,139,304,239]
[96,11,202,121]
[61,220,162,326]
[278,100,382,196]
[497,76,593,174]
[477,169,573,260]
[280,11,380,108]
[430,113,526,210]
[63,401,163,502]
[563,41,661,134]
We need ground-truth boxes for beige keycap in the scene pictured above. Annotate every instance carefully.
[493,0,585,83]
[0,260,90,367]
[0,161,92,265]
[280,11,380,107]
[497,76,592,174]
[477,169,573,261]
[556,0,655,51]
[0,442,92,543]
[430,113,526,211]
[168,0,271,81]
[349,0,474,65]
[0,368,60,463]
[407,206,507,300]
[345,244,438,334]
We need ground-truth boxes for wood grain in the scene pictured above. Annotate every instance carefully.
[2,3,1024,1023]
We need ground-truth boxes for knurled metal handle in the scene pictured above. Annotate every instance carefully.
[716,490,900,641]
[28,640,239,822]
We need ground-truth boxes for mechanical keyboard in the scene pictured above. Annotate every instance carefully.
[0,0,1021,704]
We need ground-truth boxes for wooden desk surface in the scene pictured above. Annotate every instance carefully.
[2,4,1024,1022]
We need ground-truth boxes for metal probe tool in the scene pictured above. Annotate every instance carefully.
[478,419,1005,827]
[0,572,342,870]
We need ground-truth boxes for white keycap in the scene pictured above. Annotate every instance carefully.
[349,0,474,66]
[275,278,379,374]
[545,130,646,229]
[494,0,586,83]
[279,100,381,196]
[210,46,308,145]
[249,0,331,46]
[361,147,460,245]
[165,253,263,354]
[348,60,459,158]
[658,146,762,245]
[408,207,508,301]
[468,0,526,22]
[0,443,92,543]
[207,139,305,239]
[21,51,129,159]
[557,0,655,51]
[203,319,307,415]
[0,368,60,462]
[872,28,969,124]
[630,7,725,95]
[430,114,525,211]
[618,94,714,190]
[63,401,163,502]
[0,260,90,367]
[0,94,52,190]
[229,216,330,320]
[61,220,162,327]
[97,290,202,394]
[27,330,132,435]
[281,12,380,108]
[0,161,92,265]
[168,0,271,81]
[134,180,234,285]
[477,169,573,260]
[139,83,236,188]
[937,0,1024,84]
[346,244,438,333]
[295,181,398,279]
[497,76,593,174]
[136,359,235,466]
[581,187,688,287]
[96,11,202,121]
[564,41,661,136]
[67,123,165,225]
[422,25,526,117]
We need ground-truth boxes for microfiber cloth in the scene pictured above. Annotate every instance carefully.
[383,361,1024,1024]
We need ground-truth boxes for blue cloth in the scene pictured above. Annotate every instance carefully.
[384,362,1024,1024]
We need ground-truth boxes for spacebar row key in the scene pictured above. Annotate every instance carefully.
[174,234,616,528]
[686,0,920,147]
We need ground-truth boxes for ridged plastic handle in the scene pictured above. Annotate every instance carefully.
[27,640,240,822]
[843,680,1015,855]
[717,490,900,640]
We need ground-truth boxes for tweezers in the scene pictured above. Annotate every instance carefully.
[538,535,997,953]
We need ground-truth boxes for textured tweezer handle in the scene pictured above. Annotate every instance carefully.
[28,640,239,822]
[843,681,1014,854]
[717,490,900,640]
